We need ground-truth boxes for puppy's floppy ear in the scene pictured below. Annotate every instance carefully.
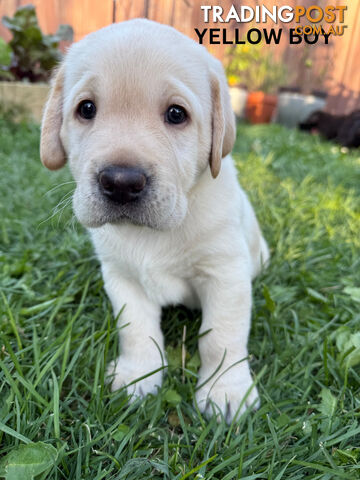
[40,64,66,170]
[209,63,236,178]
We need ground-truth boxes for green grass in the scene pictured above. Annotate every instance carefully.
[1,115,360,479]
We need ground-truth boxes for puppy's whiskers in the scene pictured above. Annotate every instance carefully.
[38,189,75,228]
[44,180,76,197]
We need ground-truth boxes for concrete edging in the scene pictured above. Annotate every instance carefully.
[0,81,50,122]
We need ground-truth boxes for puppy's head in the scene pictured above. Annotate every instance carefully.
[40,19,235,229]
[299,110,323,131]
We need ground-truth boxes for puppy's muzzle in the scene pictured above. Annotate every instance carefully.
[98,166,147,204]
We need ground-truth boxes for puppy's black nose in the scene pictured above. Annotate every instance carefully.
[98,166,147,204]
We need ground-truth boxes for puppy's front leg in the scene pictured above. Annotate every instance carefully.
[195,261,259,422]
[102,264,165,397]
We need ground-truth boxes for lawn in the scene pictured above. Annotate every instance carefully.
[0,112,360,479]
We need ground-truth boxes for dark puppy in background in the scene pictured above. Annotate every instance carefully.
[299,110,360,148]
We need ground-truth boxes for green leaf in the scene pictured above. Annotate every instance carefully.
[0,442,58,480]
[336,328,351,352]
[167,411,181,427]
[263,285,276,313]
[2,5,38,33]
[163,389,182,406]
[24,25,42,44]
[306,287,328,303]
[276,413,291,428]
[11,5,38,29]
[166,346,182,369]
[302,420,312,435]
[333,447,360,465]
[268,285,298,304]
[318,388,337,417]
[187,351,201,372]
[112,424,130,442]
[335,328,360,368]
[56,24,74,42]
[0,38,12,66]
[344,286,360,303]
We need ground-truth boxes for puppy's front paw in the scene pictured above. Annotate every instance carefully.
[195,362,259,423]
[107,356,164,399]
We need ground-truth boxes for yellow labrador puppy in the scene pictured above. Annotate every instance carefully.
[40,19,269,422]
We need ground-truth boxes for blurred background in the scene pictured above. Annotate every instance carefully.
[0,0,359,128]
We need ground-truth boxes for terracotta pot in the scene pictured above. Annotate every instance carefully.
[245,91,278,124]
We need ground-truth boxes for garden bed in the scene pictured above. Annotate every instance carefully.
[0,81,49,122]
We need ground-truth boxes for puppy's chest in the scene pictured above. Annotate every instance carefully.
[138,265,196,307]
[97,230,198,307]
[125,254,196,307]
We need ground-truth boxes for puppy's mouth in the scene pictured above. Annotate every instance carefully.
[73,176,184,231]
[100,200,162,229]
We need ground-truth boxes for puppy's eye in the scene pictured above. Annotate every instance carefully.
[165,105,187,125]
[77,100,96,120]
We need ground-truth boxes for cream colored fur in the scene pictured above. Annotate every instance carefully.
[40,19,269,422]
